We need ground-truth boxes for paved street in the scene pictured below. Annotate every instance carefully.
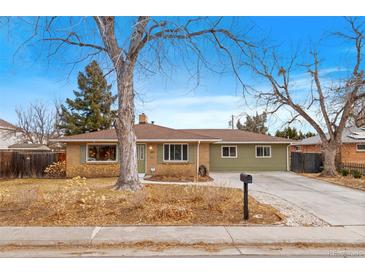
[2,245,365,257]
[211,172,365,226]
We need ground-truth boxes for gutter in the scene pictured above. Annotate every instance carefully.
[196,141,200,179]
[286,144,291,171]
[50,138,222,143]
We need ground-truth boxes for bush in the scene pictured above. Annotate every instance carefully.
[44,161,66,178]
[351,170,362,179]
[340,169,350,177]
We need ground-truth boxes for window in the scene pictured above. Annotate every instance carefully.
[163,144,188,162]
[221,146,237,158]
[87,144,117,162]
[256,146,271,158]
[294,145,301,151]
[357,144,365,152]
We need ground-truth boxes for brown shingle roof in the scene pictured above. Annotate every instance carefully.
[0,119,16,130]
[8,144,51,151]
[182,129,292,143]
[54,123,220,142]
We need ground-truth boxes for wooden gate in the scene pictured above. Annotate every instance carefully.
[291,152,323,173]
[0,151,65,178]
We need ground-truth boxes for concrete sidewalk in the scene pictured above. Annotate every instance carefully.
[1,225,365,246]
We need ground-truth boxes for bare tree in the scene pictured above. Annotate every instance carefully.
[244,17,365,176]
[8,16,251,190]
[351,98,365,127]
[15,102,59,146]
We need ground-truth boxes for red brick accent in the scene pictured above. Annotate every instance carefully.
[341,143,365,164]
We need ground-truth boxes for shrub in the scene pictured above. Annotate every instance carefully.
[153,204,193,221]
[129,190,147,209]
[351,170,362,179]
[17,187,44,208]
[340,169,349,177]
[44,161,66,178]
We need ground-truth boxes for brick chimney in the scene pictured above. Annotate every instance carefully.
[139,113,148,124]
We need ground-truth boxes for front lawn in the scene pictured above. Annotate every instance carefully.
[301,173,365,191]
[0,177,284,226]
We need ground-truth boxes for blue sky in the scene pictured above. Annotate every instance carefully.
[0,16,357,133]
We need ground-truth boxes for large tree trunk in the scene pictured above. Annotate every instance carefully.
[114,65,142,191]
[321,142,338,177]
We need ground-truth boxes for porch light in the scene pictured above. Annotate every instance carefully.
[149,145,153,151]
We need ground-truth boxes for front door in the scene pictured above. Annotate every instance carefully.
[137,144,146,173]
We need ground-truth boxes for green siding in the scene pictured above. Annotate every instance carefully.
[209,144,288,171]
[188,144,196,164]
[157,144,163,164]
[157,143,196,163]
[80,144,86,163]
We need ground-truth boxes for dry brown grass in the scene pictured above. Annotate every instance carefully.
[302,173,365,191]
[146,175,213,182]
[0,177,284,226]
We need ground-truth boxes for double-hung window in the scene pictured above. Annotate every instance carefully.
[221,146,237,158]
[163,144,188,162]
[256,145,271,158]
[87,144,117,162]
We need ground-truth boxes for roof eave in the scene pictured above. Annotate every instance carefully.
[215,141,293,144]
[50,138,222,143]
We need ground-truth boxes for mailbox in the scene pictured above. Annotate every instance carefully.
[240,173,253,220]
[240,173,252,184]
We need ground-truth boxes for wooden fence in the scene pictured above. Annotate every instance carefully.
[341,162,365,175]
[0,151,65,179]
[291,152,323,173]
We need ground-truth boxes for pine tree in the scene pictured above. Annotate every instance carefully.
[59,61,117,135]
[275,126,315,140]
[236,112,268,134]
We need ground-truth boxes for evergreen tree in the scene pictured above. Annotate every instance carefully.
[59,61,117,135]
[275,126,316,140]
[236,112,268,134]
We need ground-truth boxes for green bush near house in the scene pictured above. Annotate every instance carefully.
[351,170,362,179]
[340,169,349,177]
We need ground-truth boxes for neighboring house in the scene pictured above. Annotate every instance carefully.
[292,127,365,164]
[53,113,293,178]
[7,144,51,152]
[0,118,21,150]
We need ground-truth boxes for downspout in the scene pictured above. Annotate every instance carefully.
[287,144,291,171]
[196,141,200,181]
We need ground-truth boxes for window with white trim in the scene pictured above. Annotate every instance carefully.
[357,144,365,152]
[221,146,237,158]
[163,144,188,162]
[256,146,271,158]
[87,144,117,162]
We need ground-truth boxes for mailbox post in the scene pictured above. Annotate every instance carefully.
[240,173,252,220]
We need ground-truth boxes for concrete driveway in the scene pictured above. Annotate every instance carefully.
[211,172,365,226]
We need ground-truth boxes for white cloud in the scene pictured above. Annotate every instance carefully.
[135,94,308,133]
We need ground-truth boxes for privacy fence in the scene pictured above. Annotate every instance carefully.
[290,152,323,173]
[341,162,365,175]
[0,151,65,179]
